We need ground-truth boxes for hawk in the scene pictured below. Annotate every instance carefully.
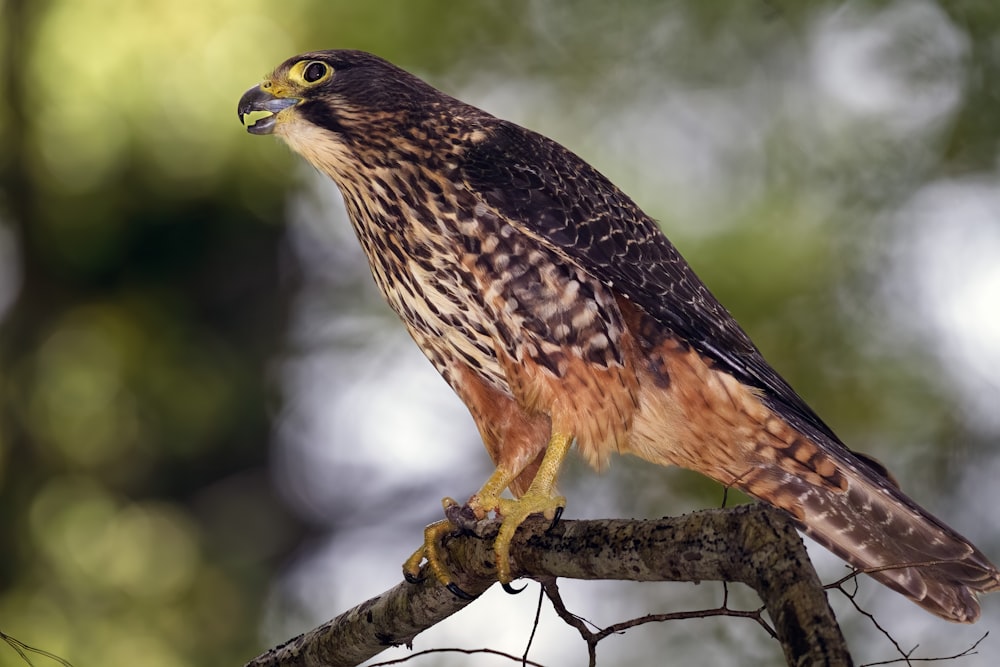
[238,50,999,622]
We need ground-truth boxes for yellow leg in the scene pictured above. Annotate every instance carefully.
[487,432,572,583]
[402,432,574,592]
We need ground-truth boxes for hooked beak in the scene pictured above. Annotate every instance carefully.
[237,85,301,135]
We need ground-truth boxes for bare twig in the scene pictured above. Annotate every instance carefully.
[540,577,774,667]
[0,630,75,667]
[827,575,986,667]
[521,583,544,666]
[368,647,547,666]
[858,633,986,667]
[836,576,911,662]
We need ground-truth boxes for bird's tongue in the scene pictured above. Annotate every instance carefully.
[237,85,300,135]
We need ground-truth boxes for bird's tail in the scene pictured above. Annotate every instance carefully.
[737,450,1000,623]
[622,322,998,622]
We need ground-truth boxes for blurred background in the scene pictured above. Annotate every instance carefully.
[2,1,999,665]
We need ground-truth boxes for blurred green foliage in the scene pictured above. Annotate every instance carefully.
[1,1,999,666]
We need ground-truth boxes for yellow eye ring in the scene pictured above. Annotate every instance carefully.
[292,60,332,86]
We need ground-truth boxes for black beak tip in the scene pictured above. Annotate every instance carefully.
[237,85,262,125]
[237,85,301,134]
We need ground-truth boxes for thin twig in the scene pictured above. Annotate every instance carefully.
[522,582,544,666]
[540,576,775,666]
[0,630,75,667]
[830,575,988,666]
[540,579,599,667]
[833,577,910,663]
[859,633,986,667]
[368,647,547,666]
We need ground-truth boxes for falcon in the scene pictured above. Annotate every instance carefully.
[238,50,999,622]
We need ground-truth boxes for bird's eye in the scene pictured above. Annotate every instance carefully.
[303,61,329,83]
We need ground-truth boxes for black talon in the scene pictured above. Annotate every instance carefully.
[547,506,564,532]
[502,581,527,595]
[446,582,478,600]
[403,571,424,585]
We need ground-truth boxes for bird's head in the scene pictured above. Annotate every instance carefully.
[238,50,482,175]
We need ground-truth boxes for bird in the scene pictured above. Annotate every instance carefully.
[238,49,999,622]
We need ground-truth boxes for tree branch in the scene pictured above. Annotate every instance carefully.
[245,504,851,667]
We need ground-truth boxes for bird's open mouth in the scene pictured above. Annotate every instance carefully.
[238,85,301,135]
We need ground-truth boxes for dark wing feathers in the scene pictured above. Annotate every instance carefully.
[460,120,1000,622]
[462,120,843,450]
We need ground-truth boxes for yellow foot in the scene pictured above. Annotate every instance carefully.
[471,431,573,587]
[402,432,574,597]
[483,489,566,586]
[402,497,480,599]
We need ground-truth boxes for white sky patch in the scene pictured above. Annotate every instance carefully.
[810,0,967,134]
[275,330,482,520]
[890,178,1000,434]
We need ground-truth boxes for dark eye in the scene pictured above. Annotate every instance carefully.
[303,61,329,83]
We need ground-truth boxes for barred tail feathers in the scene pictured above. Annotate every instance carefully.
[738,453,1000,623]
